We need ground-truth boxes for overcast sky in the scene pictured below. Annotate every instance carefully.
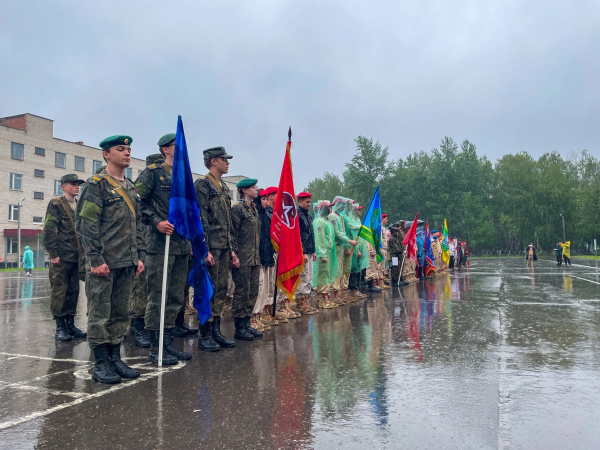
[1,1,599,189]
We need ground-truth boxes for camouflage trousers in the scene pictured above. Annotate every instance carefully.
[49,261,79,318]
[129,269,148,319]
[145,253,190,330]
[86,265,134,349]
[208,248,230,321]
[231,265,260,318]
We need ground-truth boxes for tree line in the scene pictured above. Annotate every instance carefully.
[304,136,600,255]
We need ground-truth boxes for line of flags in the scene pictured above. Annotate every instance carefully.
[167,116,463,332]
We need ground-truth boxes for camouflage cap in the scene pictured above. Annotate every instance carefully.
[95,165,107,175]
[157,133,176,147]
[146,153,165,165]
[99,135,132,150]
[203,146,233,160]
[60,174,85,184]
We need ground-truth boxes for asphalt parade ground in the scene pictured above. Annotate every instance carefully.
[1,258,600,449]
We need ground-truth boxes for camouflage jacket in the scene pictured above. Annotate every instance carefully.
[135,163,191,255]
[231,201,260,267]
[76,174,146,269]
[194,174,233,253]
[388,233,404,256]
[42,196,79,262]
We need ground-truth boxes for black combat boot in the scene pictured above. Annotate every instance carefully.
[234,317,254,340]
[198,322,221,352]
[55,317,72,342]
[92,344,121,384]
[107,343,140,378]
[172,311,189,337]
[180,311,198,335]
[368,280,382,293]
[147,330,178,365]
[130,318,151,347]
[212,318,235,348]
[163,328,192,360]
[244,316,263,338]
[65,315,87,338]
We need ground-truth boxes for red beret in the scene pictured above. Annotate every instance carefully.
[358,206,365,209]
[297,192,312,199]
[382,214,388,218]
[262,186,277,196]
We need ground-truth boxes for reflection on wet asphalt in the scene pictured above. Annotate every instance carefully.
[1,259,600,449]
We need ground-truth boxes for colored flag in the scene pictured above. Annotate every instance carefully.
[169,116,214,325]
[425,223,435,277]
[402,213,419,262]
[441,218,449,266]
[358,186,383,263]
[270,129,304,300]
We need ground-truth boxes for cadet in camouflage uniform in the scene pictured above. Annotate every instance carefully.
[128,153,166,349]
[43,174,87,342]
[76,135,146,384]
[194,147,238,352]
[388,221,408,286]
[136,134,192,365]
[230,178,263,340]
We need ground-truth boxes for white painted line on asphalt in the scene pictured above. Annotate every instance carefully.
[0,352,89,364]
[0,361,187,431]
[0,382,87,398]
[570,275,600,286]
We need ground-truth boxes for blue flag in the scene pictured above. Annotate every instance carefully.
[358,186,383,263]
[169,116,214,325]
[425,223,435,277]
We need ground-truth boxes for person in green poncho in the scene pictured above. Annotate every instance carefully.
[348,203,368,299]
[312,200,338,309]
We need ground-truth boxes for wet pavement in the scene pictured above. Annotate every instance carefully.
[1,258,600,449]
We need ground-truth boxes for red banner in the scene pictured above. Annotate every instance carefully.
[402,213,419,262]
[270,138,304,300]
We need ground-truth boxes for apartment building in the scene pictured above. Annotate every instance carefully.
[0,113,247,268]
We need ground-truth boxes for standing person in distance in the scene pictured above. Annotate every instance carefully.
[525,243,537,267]
[560,241,572,267]
[135,133,193,365]
[43,174,87,342]
[194,147,239,351]
[296,192,318,314]
[230,179,263,340]
[77,135,146,384]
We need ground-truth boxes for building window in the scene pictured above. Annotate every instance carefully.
[74,156,85,172]
[138,169,143,178]
[55,152,66,168]
[33,216,44,224]
[8,204,20,222]
[54,180,63,196]
[34,169,45,178]
[93,160,103,174]
[7,237,18,254]
[34,191,44,200]
[11,142,24,160]
[125,168,132,179]
[35,147,45,156]
[9,173,23,190]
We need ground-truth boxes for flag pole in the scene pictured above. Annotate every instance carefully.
[158,234,170,367]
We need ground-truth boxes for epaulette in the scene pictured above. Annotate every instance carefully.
[89,176,102,184]
[148,164,159,170]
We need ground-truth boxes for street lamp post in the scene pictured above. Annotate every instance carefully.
[559,213,566,243]
[17,198,24,268]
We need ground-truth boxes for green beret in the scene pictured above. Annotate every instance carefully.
[99,135,133,150]
[203,146,233,160]
[60,174,85,184]
[236,178,258,188]
[146,153,165,165]
[157,133,176,147]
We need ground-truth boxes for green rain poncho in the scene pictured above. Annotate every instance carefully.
[312,200,339,288]
[328,197,350,278]
[349,204,370,273]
